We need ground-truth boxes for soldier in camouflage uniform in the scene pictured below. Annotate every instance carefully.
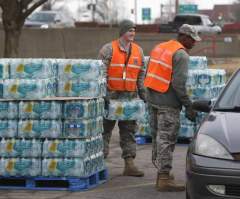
[143,24,201,191]
[98,19,146,177]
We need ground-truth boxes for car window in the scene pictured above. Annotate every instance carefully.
[28,13,56,22]
[203,17,213,26]
[215,70,240,108]
[174,16,202,25]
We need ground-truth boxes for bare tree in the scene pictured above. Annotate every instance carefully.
[95,0,120,23]
[0,0,47,58]
[78,0,119,24]
[42,0,56,10]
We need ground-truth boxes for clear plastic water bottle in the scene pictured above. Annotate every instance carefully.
[10,58,56,79]
[189,56,208,70]
[18,120,62,138]
[0,158,41,176]
[57,80,101,97]
[106,99,145,120]
[0,139,41,158]
[63,100,88,119]
[42,139,88,158]
[0,120,18,138]
[42,158,85,177]
[63,119,91,138]
[0,102,18,119]
[0,58,10,79]
[0,80,3,98]
[3,79,41,99]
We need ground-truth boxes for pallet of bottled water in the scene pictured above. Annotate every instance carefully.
[0,58,107,190]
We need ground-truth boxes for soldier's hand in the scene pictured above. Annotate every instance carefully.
[138,89,147,103]
[185,105,197,122]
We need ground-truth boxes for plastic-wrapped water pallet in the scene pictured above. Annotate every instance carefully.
[0,58,107,191]
[0,168,108,191]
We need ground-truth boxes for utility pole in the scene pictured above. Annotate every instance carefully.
[109,0,112,27]
[134,0,137,24]
[175,0,179,15]
[91,0,96,22]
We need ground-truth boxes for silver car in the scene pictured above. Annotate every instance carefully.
[24,11,75,28]
[174,14,222,34]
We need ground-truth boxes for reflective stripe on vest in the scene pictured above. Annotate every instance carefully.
[108,40,142,91]
[144,40,185,93]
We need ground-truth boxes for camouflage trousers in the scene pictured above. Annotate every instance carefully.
[102,118,137,159]
[149,105,180,174]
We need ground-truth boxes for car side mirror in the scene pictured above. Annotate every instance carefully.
[192,100,212,113]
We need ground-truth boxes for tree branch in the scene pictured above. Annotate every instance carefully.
[22,0,47,19]
[21,0,34,9]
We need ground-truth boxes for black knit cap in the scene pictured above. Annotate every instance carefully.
[119,19,136,36]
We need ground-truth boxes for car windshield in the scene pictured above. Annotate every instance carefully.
[214,70,240,111]
[203,17,213,26]
[28,12,56,22]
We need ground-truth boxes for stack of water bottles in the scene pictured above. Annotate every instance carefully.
[57,59,106,98]
[135,103,151,137]
[0,58,106,179]
[105,99,146,121]
[179,56,226,139]
[3,58,57,99]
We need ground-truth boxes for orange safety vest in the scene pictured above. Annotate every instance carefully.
[107,40,143,91]
[144,40,185,93]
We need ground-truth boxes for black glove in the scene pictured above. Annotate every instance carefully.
[185,105,197,122]
[138,89,147,103]
[104,99,110,110]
